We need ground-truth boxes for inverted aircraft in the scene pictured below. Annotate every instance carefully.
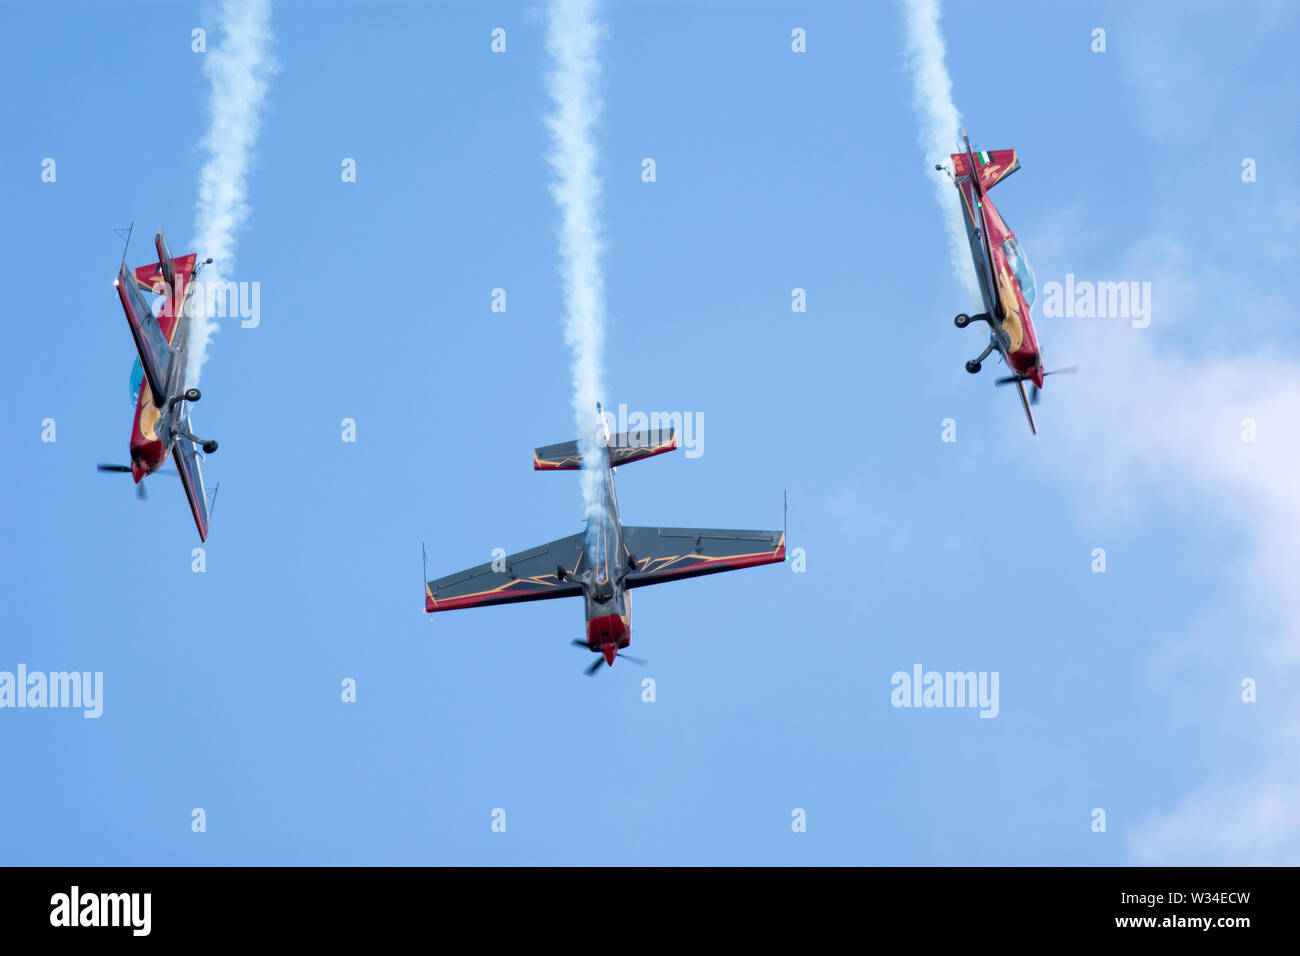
[425,409,786,673]
[99,228,218,541]
[940,131,1074,434]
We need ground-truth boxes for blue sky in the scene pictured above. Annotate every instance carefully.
[1,0,1297,865]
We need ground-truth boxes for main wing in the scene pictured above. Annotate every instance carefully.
[116,261,172,403]
[952,133,1002,318]
[426,534,587,612]
[171,423,211,542]
[621,526,785,588]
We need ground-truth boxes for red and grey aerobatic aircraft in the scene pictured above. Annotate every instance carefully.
[97,228,218,541]
[940,130,1074,434]
[425,408,786,673]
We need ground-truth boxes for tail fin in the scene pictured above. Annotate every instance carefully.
[534,428,677,471]
[156,229,176,291]
[951,147,1020,193]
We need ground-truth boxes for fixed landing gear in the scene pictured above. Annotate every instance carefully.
[168,387,202,412]
[176,420,218,453]
[556,565,567,582]
[966,341,996,374]
[955,312,997,374]
[955,311,994,329]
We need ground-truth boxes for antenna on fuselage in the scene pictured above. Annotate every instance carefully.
[115,222,134,270]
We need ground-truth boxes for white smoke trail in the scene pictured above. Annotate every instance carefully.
[543,0,608,532]
[899,0,981,308]
[187,0,277,385]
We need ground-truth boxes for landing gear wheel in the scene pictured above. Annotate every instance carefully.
[202,440,218,453]
[965,360,982,374]
[184,388,201,402]
[954,313,970,329]
[556,564,567,582]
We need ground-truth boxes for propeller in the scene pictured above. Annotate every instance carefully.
[98,463,146,499]
[98,464,178,500]
[995,366,1078,405]
[572,638,647,674]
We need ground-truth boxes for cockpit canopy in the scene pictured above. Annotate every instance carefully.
[129,356,144,406]
[1000,236,1037,311]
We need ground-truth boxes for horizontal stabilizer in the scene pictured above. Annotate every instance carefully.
[534,428,677,470]
[129,229,198,343]
[952,147,1020,193]
[133,254,198,292]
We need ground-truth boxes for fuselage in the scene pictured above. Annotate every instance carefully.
[581,451,633,665]
[130,375,169,482]
[980,194,1043,388]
